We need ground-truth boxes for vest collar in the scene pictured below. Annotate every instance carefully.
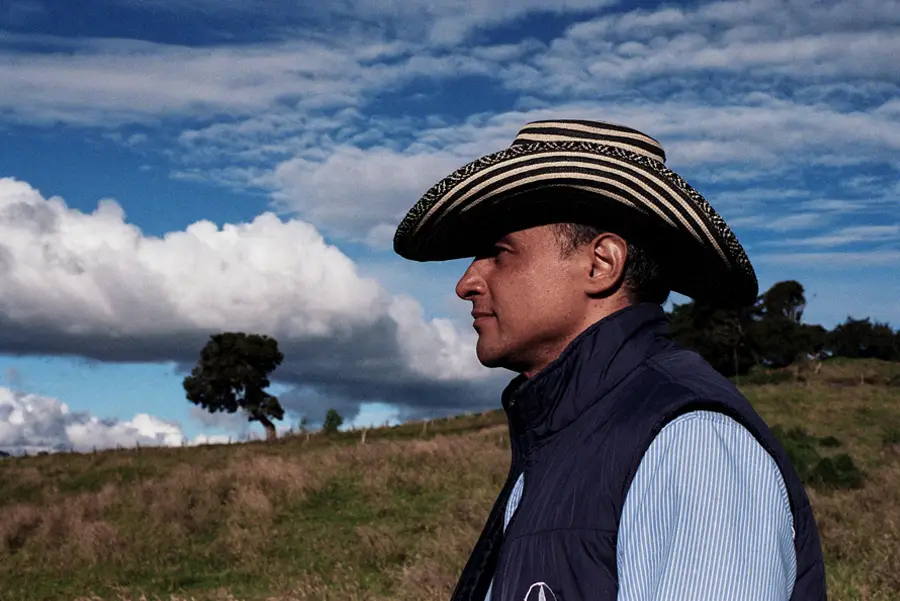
[501,302,670,444]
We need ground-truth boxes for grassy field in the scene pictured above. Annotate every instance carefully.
[1,358,899,601]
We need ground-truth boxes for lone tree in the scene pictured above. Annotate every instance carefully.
[184,332,285,441]
[323,409,343,435]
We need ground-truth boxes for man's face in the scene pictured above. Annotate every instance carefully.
[456,224,590,375]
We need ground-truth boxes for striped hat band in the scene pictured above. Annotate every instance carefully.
[393,119,758,307]
[412,146,725,264]
[511,120,667,163]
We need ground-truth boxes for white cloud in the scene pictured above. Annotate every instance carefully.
[272,145,470,244]
[4,0,895,143]
[192,433,235,445]
[1,0,898,370]
[388,295,481,382]
[757,249,900,267]
[729,212,831,232]
[261,99,899,250]
[796,199,871,213]
[543,0,900,84]
[550,99,900,170]
[0,38,359,124]
[0,34,502,126]
[3,0,898,207]
[304,0,621,46]
[110,0,284,14]
[0,386,209,454]
[0,177,495,416]
[0,177,383,340]
[188,405,252,434]
[767,224,900,247]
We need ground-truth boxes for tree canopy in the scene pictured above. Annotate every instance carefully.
[828,317,899,360]
[323,409,343,435]
[761,279,806,323]
[667,280,899,376]
[183,332,285,441]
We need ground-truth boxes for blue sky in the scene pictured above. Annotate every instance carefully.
[1,0,898,453]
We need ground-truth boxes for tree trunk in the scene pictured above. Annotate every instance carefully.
[258,415,277,441]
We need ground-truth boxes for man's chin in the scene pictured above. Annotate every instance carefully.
[475,342,510,370]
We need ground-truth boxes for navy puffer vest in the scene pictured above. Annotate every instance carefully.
[450,303,826,601]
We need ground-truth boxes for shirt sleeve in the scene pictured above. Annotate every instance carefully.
[616,410,797,601]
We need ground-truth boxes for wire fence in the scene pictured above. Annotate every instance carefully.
[2,410,504,458]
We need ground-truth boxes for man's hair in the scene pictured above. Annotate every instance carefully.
[552,222,671,305]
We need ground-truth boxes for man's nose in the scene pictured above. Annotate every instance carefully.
[456,262,486,300]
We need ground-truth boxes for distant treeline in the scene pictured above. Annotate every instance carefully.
[666,280,900,377]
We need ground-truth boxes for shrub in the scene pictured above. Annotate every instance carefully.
[882,428,900,446]
[809,454,865,490]
[818,435,841,448]
[771,425,863,491]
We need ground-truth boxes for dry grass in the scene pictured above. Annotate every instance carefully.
[745,378,900,601]
[2,483,124,565]
[2,366,899,601]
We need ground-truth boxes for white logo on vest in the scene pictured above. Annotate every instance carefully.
[523,582,558,601]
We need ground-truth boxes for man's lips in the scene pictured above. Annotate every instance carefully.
[471,312,494,327]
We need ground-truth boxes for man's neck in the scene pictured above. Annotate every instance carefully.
[522,297,634,379]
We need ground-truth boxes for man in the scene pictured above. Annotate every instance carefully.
[393,120,826,601]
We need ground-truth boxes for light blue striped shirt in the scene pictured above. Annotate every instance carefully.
[486,410,797,600]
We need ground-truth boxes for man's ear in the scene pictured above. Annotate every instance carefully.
[585,233,628,297]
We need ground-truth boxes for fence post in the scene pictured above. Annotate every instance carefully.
[361,429,367,445]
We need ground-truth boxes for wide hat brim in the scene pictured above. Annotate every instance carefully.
[393,120,758,308]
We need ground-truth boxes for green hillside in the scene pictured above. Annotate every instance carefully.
[2,359,899,601]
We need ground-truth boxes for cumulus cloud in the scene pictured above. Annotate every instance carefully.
[188,405,252,435]
[2,0,899,397]
[0,386,209,455]
[0,178,502,420]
